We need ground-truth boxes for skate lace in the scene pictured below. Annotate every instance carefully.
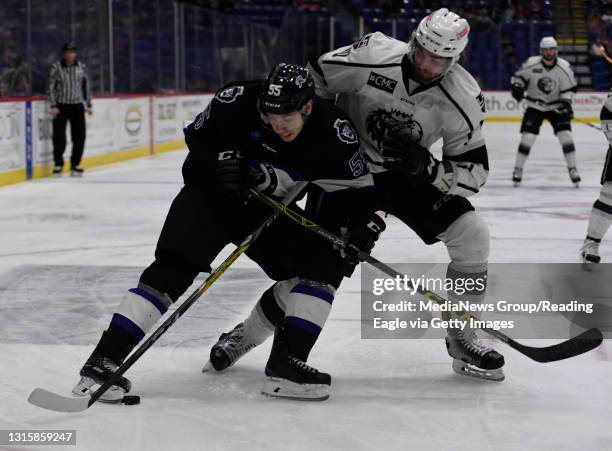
[288,356,317,373]
[222,326,255,360]
[457,330,491,357]
[93,357,119,373]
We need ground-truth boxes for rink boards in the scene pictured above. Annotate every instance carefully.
[0,91,607,187]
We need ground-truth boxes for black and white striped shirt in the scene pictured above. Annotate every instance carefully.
[48,59,92,107]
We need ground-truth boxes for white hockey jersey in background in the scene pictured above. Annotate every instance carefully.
[307,32,488,197]
[511,56,577,112]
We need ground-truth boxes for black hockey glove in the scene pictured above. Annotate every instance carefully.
[340,214,386,274]
[555,100,573,119]
[381,129,440,182]
[215,150,249,204]
[511,84,524,102]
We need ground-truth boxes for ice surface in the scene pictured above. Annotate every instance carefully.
[0,123,610,450]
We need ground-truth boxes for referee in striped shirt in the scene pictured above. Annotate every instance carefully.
[48,42,92,177]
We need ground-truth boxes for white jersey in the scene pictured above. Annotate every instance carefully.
[307,32,488,197]
[511,56,577,112]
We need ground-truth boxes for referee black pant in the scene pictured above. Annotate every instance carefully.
[53,103,86,168]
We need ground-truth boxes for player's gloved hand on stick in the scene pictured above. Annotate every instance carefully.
[511,84,524,102]
[215,150,249,204]
[556,100,573,119]
[381,129,440,182]
[340,214,386,266]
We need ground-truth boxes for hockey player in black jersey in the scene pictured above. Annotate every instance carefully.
[307,8,505,381]
[72,63,382,402]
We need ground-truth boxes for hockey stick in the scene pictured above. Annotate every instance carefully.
[251,189,604,363]
[573,117,602,131]
[28,183,308,412]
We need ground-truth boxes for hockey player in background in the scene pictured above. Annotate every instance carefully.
[303,8,505,381]
[72,63,383,402]
[580,89,612,267]
[510,36,580,187]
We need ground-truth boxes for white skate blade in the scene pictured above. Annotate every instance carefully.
[452,359,505,382]
[261,377,329,401]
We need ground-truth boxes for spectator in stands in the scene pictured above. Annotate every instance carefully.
[48,42,92,177]
[0,50,28,97]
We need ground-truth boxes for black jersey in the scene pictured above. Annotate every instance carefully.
[182,81,375,227]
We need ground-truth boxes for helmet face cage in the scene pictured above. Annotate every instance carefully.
[258,63,315,115]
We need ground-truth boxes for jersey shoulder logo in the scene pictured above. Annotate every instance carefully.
[353,34,371,50]
[366,109,424,148]
[367,72,397,94]
[334,118,358,145]
[476,92,486,113]
[332,48,351,58]
[215,85,244,103]
[537,77,557,95]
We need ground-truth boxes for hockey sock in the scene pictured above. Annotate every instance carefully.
[281,280,335,361]
[587,184,612,241]
[557,130,577,168]
[96,284,172,363]
[515,132,537,169]
[442,262,488,324]
[243,284,282,345]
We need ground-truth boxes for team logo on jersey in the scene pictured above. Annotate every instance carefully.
[476,93,486,113]
[537,77,557,95]
[366,109,424,148]
[367,72,397,94]
[334,119,358,144]
[353,34,371,49]
[215,85,244,103]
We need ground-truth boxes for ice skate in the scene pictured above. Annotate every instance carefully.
[512,167,522,187]
[580,239,601,271]
[53,165,63,177]
[70,165,85,177]
[261,326,330,401]
[445,324,505,382]
[568,167,580,187]
[203,322,258,372]
[72,351,132,403]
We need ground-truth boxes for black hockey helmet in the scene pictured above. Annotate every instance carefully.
[258,63,315,115]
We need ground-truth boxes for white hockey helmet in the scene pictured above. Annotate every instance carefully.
[540,36,558,49]
[414,8,470,61]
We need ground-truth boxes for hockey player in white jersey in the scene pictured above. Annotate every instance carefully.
[510,37,580,187]
[304,8,505,381]
[581,89,612,267]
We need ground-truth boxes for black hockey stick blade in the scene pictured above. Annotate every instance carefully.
[28,388,90,413]
[508,328,604,363]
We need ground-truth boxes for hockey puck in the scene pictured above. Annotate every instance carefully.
[122,395,140,405]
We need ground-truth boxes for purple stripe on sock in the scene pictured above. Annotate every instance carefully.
[290,284,334,304]
[111,313,145,341]
[286,316,321,336]
[129,287,168,315]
